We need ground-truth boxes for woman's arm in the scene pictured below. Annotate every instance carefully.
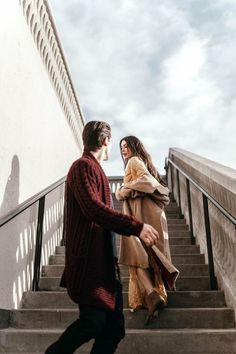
[115,186,146,201]
[124,157,164,194]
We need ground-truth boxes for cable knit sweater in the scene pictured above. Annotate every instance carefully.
[61,151,143,310]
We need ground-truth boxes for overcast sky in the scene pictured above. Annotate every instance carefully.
[50,0,236,175]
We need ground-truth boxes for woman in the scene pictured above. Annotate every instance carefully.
[115,136,179,324]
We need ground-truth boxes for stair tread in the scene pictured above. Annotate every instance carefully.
[2,328,236,354]
[21,290,227,309]
[50,253,203,257]
[14,307,233,312]
[40,275,210,278]
[3,327,236,333]
[10,307,235,329]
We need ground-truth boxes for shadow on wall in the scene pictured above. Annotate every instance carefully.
[11,196,64,309]
[0,155,20,218]
[0,195,64,310]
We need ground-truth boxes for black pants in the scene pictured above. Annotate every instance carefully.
[45,281,125,354]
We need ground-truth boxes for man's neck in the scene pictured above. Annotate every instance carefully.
[90,149,104,163]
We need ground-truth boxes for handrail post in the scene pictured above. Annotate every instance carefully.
[170,163,175,202]
[32,196,45,291]
[168,163,175,202]
[202,194,218,290]
[176,170,182,217]
[186,178,195,245]
[61,189,67,247]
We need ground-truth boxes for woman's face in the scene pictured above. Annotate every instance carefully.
[121,140,133,160]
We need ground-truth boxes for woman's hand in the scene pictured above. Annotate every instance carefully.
[139,224,159,246]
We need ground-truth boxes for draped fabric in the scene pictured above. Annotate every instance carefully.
[116,156,179,309]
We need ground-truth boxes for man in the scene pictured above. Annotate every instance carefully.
[45,121,158,354]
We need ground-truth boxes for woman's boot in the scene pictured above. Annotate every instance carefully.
[145,291,165,325]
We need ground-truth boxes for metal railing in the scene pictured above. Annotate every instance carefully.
[108,176,123,193]
[166,157,236,290]
[0,176,66,291]
[0,175,125,293]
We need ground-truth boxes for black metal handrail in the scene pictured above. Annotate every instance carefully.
[166,157,236,291]
[0,176,66,291]
[0,176,66,227]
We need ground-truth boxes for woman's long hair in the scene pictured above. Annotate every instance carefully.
[120,136,161,181]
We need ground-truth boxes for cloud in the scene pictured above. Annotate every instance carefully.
[50,0,236,174]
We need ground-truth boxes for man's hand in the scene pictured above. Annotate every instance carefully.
[139,223,159,246]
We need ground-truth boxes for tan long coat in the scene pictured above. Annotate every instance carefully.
[116,156,179,289]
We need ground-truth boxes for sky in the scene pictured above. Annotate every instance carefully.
[50,0,236,175]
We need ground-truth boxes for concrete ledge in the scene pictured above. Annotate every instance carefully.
[168,148,236,320]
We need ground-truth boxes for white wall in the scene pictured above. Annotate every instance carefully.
[0,186,65,310]
[0,1,85,309]
[0,1,84,219]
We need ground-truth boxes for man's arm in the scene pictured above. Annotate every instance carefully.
[69,159,143,236]
[68,159,158,246]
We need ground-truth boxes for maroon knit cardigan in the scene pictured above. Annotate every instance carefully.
[61,152,143,310]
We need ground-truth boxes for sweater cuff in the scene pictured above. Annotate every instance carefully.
[135,222,143,237]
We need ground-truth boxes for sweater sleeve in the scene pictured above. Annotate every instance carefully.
[68,159,143,236]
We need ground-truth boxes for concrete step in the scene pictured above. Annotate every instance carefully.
[38,275,211,292]
[166,213,183,219]
[10,308,235,330]
[42,265,64,277]
[167,290,226,308]
[168,230,191,237]
[58,237,194,250]
[169,245,200,254]
[1,328,236,354]
[176,277,211,291]
[22,291,226,309]
[168,224,189,231]
[166,212,181,218]
[42,262,208,278]
[55,246,64,255]
[169,237,192,245]
[167,218,186,224]
[49,253,205,266]
[54,244,200,256]
[165,206,180,212]
[165,202,178,207]
[42,264,130,278]
[174,264,209,276]
[49,255,65,265]
[172,254,205,264]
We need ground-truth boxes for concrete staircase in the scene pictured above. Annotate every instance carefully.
[0,199,236,353]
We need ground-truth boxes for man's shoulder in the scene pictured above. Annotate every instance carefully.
[68,155,99,176]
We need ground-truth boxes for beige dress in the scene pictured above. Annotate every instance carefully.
[116,156,179,310]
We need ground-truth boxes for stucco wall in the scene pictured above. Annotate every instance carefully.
[0,1,84,219]
[0,1,84,310]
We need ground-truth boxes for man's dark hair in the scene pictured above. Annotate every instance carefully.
[82,121,111,152]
